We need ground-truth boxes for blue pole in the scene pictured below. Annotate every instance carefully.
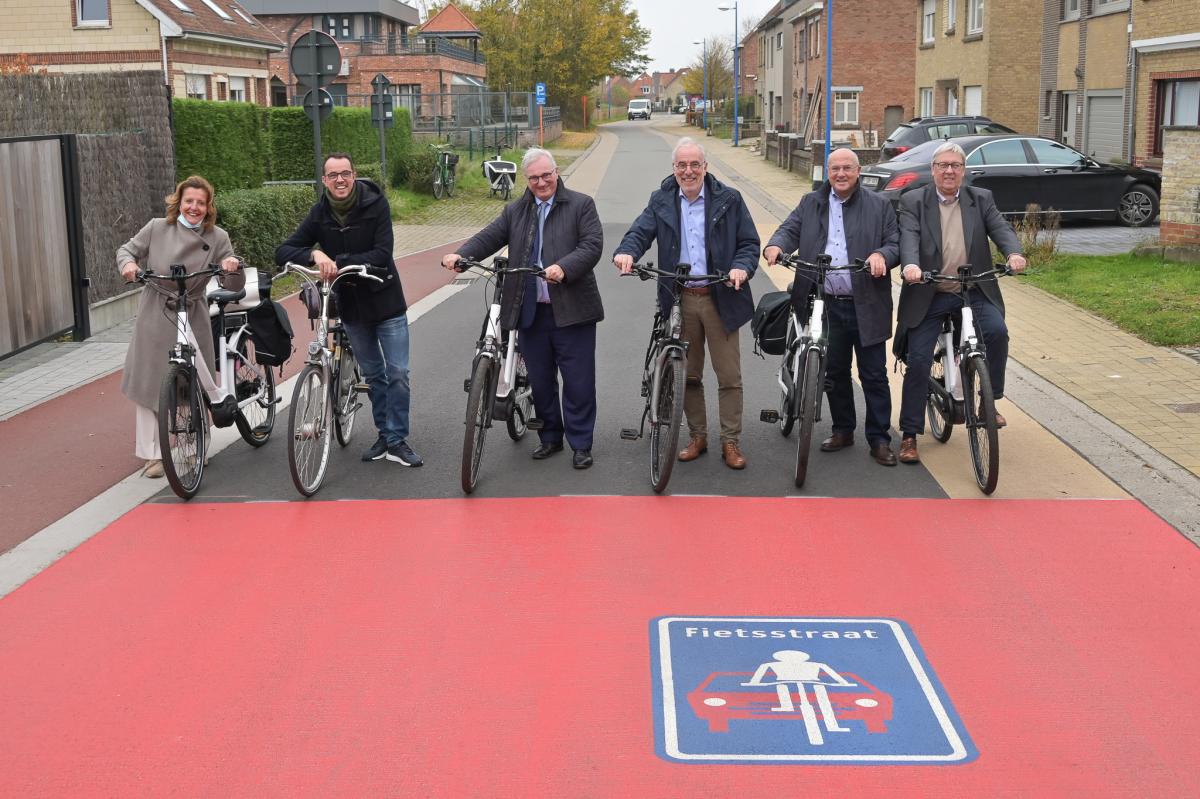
[824,0,832,169]
[733,2,740,147]
[703,39,709,130]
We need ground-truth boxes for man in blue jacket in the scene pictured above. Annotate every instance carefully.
[276,153,422,467]
[763,147,900,466]
[613,138,760,469]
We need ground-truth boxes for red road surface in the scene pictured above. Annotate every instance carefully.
[0,497,1196,797]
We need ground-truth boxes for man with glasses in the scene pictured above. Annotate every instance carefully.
[613,138,760,470]
[895,141,1026,464]
[276,152,423,467]
[442,148,604,469]
[762,147,901,467]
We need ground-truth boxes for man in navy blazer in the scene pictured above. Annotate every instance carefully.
[896,141,1026,465]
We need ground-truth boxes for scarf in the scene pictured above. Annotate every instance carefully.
[327,183,358,227]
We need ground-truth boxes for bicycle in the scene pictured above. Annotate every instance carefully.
[920,263,1014,495]
[134,263,277,499]
[451,256,543,494]
[759,254,868,489]
[430,142,458,199]
[619,262,728,494]
[279,261,379,497]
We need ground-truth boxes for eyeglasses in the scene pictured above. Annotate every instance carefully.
[324,170,354,181]
[828,165,859,174]
[526,170,556,184]
[673,161,706,172]
[932,162,965,172]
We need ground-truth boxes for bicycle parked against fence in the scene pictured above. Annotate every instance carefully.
[919,263,1014,495]
[620,262,728,494]
[759,254,869,489]
[451,256,542,494]
[430,142,458,199]
[280,261,376,496]
[134,263,279,499]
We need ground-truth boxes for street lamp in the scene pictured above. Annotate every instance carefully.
[692,39,708,131]
[718,1,739,146]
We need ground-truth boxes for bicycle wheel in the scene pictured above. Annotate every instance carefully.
[333,334,361,447]
[649,351,686,494]
[794,348,823,489]
[445,167,456,197]
[926,341,953,443]
[778,325,800,437]
[232,339,276,447]
[461,356,495,494]
[500,176,511,201]
[158,362,206,499]
[506,355,534,441]
[288,363,332,497]
[432,165,444,199]
[963,354,1000,495]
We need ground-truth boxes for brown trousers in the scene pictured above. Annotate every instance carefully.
[680,292,742,442]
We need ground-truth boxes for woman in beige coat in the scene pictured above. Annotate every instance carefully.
[117,175,243,478]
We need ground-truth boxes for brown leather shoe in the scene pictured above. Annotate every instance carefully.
[898,435,920,464]
[722,440,747,470]
[678,436,708,462]
[994,411,1007,428]
[870,442,897,466]
[820,431,855,452]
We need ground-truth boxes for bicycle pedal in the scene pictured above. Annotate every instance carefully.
[526,418,544,430]
[620,428,641,440]
[353,382,370,393]
[760,409,780,423]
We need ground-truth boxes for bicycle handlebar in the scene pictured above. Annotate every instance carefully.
[777,254,869,274]
[451,257,546,278]
[281,261,385,284]
[131,263,225,284]
[920,263,1014,284]
[622,261,729,285]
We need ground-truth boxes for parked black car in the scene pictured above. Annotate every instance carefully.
[859,135,1161,227]
[879,115,1016,161]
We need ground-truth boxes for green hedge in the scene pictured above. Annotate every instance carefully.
[173,98,266,191]
[216,184,316,272]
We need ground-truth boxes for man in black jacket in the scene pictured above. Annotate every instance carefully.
[763,148,900,466]
[276,153,422,467]
[442,148,604,469]
[613,138,760,469]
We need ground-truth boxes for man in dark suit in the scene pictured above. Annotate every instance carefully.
[613,137,760,470]
[442,148,604,469]
[763,147,900,466]
[896,141,1027,464]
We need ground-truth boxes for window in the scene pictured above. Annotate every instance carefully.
[809,21,820,58]
[969,139,1028,165]
[834,91,859,125]
[641,86,650,94]
[967,0,983,34]
[928,123,969,138]
[199,0,232,21]
[1095,0,1129,12]
[1028,138,1085,166]
[185,74,207,100]
[776,32,783,50]
[922,0,936,43]
[964,85,982,115]
[232,7,255,25]
[168,0,192,11]
[228,76,246,102]
[946,87,958,114]
[919,87,933,117]
[1156,79,1200,154]
[1062,0,1079,21]
[325,15,352,40]
[76,0,108,25]
[394,84,421,117]
[944,0,956,32]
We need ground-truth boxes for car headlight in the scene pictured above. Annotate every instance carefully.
[703,697,728,707]
[855,698,879,708]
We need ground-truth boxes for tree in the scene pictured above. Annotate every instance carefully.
[681,38,732,103]
[459,0,649,114]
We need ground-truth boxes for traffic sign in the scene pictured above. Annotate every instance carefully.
[371,95,394,127]
[301,88,334,123]
[290,30,340,90]
[535,82,547,106]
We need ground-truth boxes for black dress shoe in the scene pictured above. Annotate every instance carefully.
[572,449,593,469]
[531,441,564,459]
[870,442,897,466]
[820,431,855,452]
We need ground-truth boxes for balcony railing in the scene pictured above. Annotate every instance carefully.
[338,35,486,65]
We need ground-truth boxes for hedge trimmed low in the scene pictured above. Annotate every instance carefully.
[216,184,316,271]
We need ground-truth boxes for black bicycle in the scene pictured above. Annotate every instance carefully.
[760,254,868,488]
[620,262,728,494]
[921,263,1013,495]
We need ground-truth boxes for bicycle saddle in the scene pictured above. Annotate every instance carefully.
[209,288,247,305]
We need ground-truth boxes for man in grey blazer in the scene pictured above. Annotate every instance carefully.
[896,141,1027,464]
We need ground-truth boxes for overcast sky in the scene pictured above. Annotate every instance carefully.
[634,0,783,74]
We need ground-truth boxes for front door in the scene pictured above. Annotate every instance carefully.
[1060,92,1077,146]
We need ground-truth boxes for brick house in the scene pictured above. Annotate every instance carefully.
[912,0,1041,134]
[630,72,653,100]
[242,0,486,124]
[737,34,757,118]
[660,69,690,110]
[790,0,915,147]
[1129,0,1199,169]
[0,0,284,104]
[753,0,798,131]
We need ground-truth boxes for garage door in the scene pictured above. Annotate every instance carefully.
[1084,94,1122,162]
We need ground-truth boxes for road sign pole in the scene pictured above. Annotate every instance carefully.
[310,36,323,198]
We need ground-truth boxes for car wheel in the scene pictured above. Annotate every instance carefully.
[1117,184,1159,227]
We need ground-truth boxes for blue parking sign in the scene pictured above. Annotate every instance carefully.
[535,82,546,106]
[650,616,976,764]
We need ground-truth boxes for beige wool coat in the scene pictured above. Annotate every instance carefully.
[117,218,243,409]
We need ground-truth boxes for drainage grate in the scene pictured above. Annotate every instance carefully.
[451,277,476,286]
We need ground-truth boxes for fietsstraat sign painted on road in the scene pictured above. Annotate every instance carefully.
[651,616,976,764]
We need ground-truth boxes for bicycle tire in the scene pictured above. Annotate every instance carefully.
[963,354,1000,495]
[794,348,823,489]
[506,356,534,441]
[778,324,800,437]
[432,165,444,199]
[288,363,332,497]
[461,356,495,494]
[233,338,276,447]
[501,178,511,201]
[445,169,455,198]
[158,361,206,499]
[649,351,685,494]
[333,335,361,447]
[926,341,953,444]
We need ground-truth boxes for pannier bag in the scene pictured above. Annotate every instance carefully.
[299,281,340,321]
[246,298,294,366]
[751,291,792,356]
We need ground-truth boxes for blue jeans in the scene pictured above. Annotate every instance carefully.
[342,314,411,446]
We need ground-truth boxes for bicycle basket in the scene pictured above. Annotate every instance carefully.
[444,152,460,169]
[751,291,791,356]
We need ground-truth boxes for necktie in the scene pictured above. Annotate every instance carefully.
[520,203,548,328]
